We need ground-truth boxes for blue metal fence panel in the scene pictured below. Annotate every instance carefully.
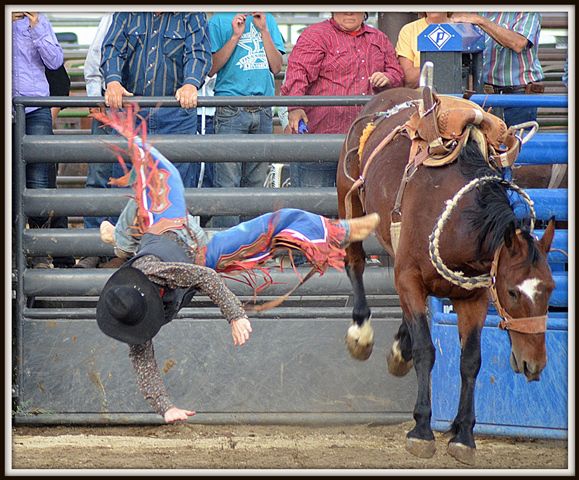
[526,189,569,220]
[430,298,568,439]
[517,133,568,165]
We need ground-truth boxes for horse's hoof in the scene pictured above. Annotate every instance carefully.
[386,340,413,377]
[345,322,374,361]
[405,437,436,459]
[447,442,476,466]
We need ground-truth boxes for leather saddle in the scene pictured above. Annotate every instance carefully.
[403,87,521,169]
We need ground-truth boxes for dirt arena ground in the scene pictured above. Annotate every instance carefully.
[11,421,569,472]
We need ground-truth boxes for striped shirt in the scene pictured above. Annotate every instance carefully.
[480,12,543,87]
[281,18,404,134]
[101,12,212,96]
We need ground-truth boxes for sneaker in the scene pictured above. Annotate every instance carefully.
[343,213,381,246]
[73,256,101,269]
[100,221,115,245]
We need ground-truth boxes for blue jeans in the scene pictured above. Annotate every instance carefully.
[503,105,538,128]
[111,106,202,188]
[212,106,272,228]
[25,108,61,228]
[492,91,538,128]
[84,119,116,229]
[290,162,338,188]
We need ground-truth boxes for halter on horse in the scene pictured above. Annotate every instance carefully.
[336,86,555,465]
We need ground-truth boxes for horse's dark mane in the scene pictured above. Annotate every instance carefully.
[459,137,540,264]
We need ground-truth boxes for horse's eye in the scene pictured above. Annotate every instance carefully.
[508,289,519,300]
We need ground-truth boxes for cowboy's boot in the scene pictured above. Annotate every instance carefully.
[343,213,380,246]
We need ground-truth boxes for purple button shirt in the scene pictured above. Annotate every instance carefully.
[12,15,64,113]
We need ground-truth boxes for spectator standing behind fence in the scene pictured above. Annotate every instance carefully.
[450,12,544,127]
[280,12,404,188]
[75,13,116,269]
[395,12,452,89]
[12,11,66,269]
[101,12,212,188]
[208,12,286,228]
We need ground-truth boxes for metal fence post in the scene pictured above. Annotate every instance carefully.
[13,102,26,406]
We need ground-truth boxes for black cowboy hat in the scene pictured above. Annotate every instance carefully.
[96,267,164,344]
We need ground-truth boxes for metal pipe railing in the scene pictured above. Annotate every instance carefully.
[23,265,397,297]
[22,187,568,220]
[21,132,568,165]
[13,94,569,109]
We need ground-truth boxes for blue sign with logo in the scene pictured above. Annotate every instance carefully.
[418,23,485,52]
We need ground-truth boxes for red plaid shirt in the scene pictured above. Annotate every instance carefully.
[281,19,404,134]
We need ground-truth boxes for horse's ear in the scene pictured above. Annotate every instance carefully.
[503,222,516,249]
[538,217,556,253]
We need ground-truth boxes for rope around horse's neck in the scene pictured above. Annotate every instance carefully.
[428,175,536,290]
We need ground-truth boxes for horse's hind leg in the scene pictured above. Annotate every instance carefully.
[345,240,374,360]
[444,295,487,466]
[387,318,414,376]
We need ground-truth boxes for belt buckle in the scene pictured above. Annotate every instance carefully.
[244,106,261,113]
[483,84,495,95]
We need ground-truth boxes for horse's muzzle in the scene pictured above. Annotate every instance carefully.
[510,352,542,382]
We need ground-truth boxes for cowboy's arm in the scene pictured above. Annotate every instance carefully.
[138,262,252,345]
[128,340,173,416]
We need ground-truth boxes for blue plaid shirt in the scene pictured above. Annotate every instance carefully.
[101,12,212,95]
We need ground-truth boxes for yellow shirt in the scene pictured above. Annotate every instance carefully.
[395,17,429,68]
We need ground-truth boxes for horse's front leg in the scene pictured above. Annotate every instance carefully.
[345,240,374,360]
[445,294,488,466]
[396,271,436,458]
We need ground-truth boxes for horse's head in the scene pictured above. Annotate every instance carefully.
[493,219,556,381]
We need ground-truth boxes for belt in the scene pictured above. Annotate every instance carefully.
[242,106,264,113]
[484,84,526,94]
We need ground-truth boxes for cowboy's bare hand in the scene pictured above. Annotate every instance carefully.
[164,406,196,423]
[251,12,267,32]
[232,14,247,38]
[369,72,390,88]
[288,109,308,134]
[104,81,133,109]
[175,84,198,109]
[231,316,252,346]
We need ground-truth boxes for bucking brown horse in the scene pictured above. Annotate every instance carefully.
[337,87,556,465]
